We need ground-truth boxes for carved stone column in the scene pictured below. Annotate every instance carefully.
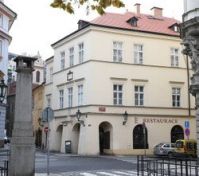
[9,56,37,176]
[181,1,199,157]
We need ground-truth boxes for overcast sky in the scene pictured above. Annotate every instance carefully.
[5,0,184,60]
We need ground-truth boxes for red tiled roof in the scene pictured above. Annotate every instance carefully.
[90,12,180,36]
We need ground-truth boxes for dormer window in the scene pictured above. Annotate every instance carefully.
[78,20,89,29]
[169,23,180,32]
[127,17,138,27]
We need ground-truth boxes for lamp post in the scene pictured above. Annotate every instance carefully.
[0,79,7,148]
[76,109,85,126]
[0,79,7,103]
[122,111,128,125]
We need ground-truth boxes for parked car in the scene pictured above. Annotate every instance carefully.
[154,143,176,157]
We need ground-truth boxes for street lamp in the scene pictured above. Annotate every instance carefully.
[122,111,128,125]
[76,109,85,126]
[0,79,7,103]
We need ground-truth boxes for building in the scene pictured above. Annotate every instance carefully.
[0,0,16,147]
[32,83,44,148]
[45,4,196,155]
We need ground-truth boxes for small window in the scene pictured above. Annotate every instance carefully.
[79,43,84,64]
[60,51,65,70]
[127,17,138,27]
[134,44,143,64]
[171,48,179,67]
[113,41,123,62]
[36,71,40,83]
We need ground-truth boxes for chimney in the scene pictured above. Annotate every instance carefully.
[151,7,163,17]
[134,3,141,15]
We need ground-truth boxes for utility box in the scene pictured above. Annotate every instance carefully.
[65,140,71,153]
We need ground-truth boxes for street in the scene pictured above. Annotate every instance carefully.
[35,151,137,176]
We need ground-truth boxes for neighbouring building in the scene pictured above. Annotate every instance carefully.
[45,4,196,155]
[0,0,16,147]
[32,83,44,148]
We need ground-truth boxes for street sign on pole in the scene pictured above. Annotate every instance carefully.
[185,128,190,139]
[184,120,190,128]
[41,107,54,175]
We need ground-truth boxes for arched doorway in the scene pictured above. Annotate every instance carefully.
[171,125,184,143]
[99,122,113,155]
[133,124,148,149]
[56,125,63,152]
[72,123,80,153]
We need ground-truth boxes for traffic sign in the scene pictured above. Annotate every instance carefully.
[42,107,54,122]
[185,128,190,137]
[184,120,190,128]
[44,127,48,133]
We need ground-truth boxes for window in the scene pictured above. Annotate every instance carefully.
[171,48,179,67]
[134,44,143,64]
[113,84,123,105]
[135,86,144,106]
[68,87,73,107]
[172,87,180,107]
[46,95,51,107]
[59,90,64,109]
[113,41,123,62]
[69,47,74,66]
[60,51,65,70]
[49,67,53,82]
[79,43,84,64]
[36,71,40,83]
[78,85,83,106]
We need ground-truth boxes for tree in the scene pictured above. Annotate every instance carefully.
[51,0,125,15]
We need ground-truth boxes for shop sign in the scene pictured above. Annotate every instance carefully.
[99,106,106,112]
[142,118,178,124]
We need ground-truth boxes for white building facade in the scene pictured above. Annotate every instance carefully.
[0,1,16,146]
[45,5,196,155]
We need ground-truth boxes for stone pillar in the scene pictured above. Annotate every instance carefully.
[9,56,37,176]
[181,1,199,157]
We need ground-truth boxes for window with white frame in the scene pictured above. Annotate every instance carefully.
[113,41,123,62]
[46,94,52,107]
[113,84,123,105]
[69,47,74,67]
[134,86,144,106]
[134,44,143,64]
[60,51,65,70]
[59,89,64,109]
[78,85,83,106]
[171,48,179,67]
[68,87,73,107]
[79,43,84,64]
[172,87,181,107]
[49,67,53,82]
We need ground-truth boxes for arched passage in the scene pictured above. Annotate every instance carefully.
[99,121,113,155]
[133,124,148,149]
[71,123,80,154]
[171,125,184,143]
[55,125,63,152]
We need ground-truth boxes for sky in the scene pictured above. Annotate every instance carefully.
[5,0,184,60]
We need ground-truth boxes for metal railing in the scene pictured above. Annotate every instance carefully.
[0,149,9,176]
[137,155,199,176]
[0,161,8,176]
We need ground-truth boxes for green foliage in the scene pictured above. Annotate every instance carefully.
[50,0,125,15]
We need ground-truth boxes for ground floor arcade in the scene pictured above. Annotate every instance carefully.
[48,114,196,155]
